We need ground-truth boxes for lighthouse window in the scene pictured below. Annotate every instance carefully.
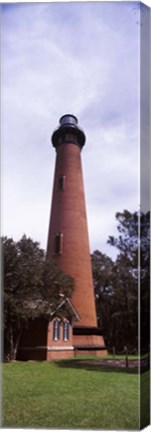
[53,319,60,341]
[55,233,63,255]
[63,321,69,341]
[64,133,77,144]
[58,175,65,191]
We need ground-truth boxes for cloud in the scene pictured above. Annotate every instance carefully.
[1,2,140,259]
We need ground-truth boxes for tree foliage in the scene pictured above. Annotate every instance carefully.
[2,235,74,360]
[92,210,150,353]
[140,211,150,351]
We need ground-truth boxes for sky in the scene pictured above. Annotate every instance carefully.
[1,1,144,260]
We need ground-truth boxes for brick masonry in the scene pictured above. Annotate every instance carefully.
[17,318,75,361]
[46,117,106,356]
[47,142,97,327]
[17,118,106,361]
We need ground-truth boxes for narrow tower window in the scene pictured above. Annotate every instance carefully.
[55,232,63,255]
[58,175,65,191]
[63,321,70,341]
[53,319,60,341]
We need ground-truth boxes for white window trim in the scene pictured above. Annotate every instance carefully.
[63,321,70,341]
[53,319,61,341]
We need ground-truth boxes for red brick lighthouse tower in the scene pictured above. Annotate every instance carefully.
[47,114,106,355]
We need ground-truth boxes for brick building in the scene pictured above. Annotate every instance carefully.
[47,114,106,358]
[18,114,107,360]
[18,297,80,360]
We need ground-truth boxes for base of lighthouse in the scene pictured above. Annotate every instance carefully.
[73,326,107,356]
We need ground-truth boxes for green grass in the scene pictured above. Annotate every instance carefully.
[2,359,140,429]
[74,353,139,360]
[140,369,150,428]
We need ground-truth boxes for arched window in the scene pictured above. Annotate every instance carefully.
[63,321,69,341]
[53,319,60,341]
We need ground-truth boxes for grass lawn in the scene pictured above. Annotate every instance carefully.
[2,358,140,429]
[140,370,150,428]
[74,353,139,360]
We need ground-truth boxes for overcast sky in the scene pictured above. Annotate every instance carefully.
[1,1,142,260]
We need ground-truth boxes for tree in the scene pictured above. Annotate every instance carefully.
[108,210,150,352]
[91,250,116,347]
[2,235,74,360]
[108,210,138,267]
[91,250,135,351]
[92,210,150,353]
[140,211,150,352]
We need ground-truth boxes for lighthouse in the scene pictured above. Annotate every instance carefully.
[47,115,106,355]
[17,115,106,361]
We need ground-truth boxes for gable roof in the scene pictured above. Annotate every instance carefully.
[22,295,80,322]
[50,296,80,322]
